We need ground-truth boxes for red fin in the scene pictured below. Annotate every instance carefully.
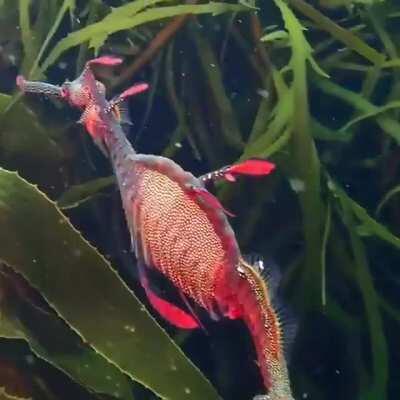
[108,83,149,119]
[119,83,149,99]
[112,101,132,125]
[88,56,123,67]
[146,289,200,329]
[189,187,235,217]
[226,159,275,177]
[137,262,199,329]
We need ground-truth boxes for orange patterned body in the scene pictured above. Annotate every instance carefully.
[117,155,240,315]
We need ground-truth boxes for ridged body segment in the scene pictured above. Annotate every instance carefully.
[231,261,293,400]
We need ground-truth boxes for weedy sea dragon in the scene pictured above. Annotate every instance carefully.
[17,56,295,400]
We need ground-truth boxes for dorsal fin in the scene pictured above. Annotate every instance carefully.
[110,99,132,126]
[243,254,298,362]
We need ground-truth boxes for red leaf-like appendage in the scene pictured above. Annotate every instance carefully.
[119,83,149,99]
[226,159,275,177]
[88,56,123,67]
[146,289,199,329]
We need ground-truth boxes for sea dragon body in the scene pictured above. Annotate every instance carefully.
[17,57,294,400]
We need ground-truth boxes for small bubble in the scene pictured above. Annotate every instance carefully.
[301,393,309,399]
[174,142,182,148]
[210,63,216,68]
[32,258,37,264]
[335,369,340,375]
[184,387,191,395]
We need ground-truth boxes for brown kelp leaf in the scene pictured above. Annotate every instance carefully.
[0,168,220,400]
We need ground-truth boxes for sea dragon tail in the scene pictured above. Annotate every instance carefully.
[226,259,294,400]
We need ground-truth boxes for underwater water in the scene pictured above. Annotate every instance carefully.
[0,0,400,399]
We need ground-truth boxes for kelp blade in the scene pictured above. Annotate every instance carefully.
[0,168,220,400]
[0,269,134,400]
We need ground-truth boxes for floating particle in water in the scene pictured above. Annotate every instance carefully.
[170,364,177,371]
[25,355,35,365]
[58,61,67,70]
[106,375,112,381]
[257,89,270,99]
[124,325,136,333]
[174,142,182,148]
[184,387,191,395]
[289,178,305,193]
[73,249,82,258]
[8,54,16,65]
[302,393,309,399]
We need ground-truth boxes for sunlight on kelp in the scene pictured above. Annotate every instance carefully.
[0,0,400,399]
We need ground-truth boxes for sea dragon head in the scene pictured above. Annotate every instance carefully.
[16,56,149,153]
[16,56,122,110]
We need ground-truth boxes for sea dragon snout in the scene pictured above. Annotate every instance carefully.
[17,56,295,400]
